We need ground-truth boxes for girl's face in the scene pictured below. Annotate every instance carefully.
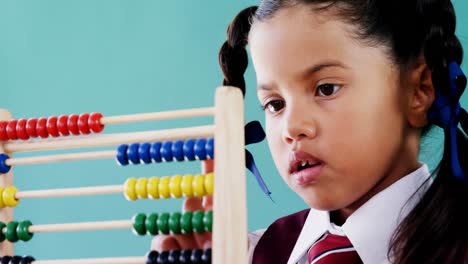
[250,6,422,216]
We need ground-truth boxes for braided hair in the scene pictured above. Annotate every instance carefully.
[219,0,467,263]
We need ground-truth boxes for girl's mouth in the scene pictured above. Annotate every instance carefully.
[289,151,324,185]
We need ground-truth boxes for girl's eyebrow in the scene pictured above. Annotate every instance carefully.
[300,60,349,80]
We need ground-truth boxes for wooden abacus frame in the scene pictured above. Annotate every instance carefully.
[0,86,248,264]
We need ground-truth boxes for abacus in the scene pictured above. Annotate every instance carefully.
[0,86,249,263]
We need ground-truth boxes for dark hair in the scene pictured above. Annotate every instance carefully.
[218,0,467,263]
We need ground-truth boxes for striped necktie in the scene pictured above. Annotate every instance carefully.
[308,232,363,264]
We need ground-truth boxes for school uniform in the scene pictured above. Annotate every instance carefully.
[248,164,431,264]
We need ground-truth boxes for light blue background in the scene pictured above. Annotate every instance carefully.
[0,0,466,260]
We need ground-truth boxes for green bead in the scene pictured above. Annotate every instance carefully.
[203,210,213,232]
[145,213,158,236]
[0,221,6,242]
[132,213,147,236]
[180,211,193,234]
[192,210,205,233]
[157,212,170,235]
[168,212,181,234]
[5,221,19,242]
[17,220,34,242]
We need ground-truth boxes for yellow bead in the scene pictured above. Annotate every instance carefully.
[204,173,214,195]
[193,174,206,197]
[147,177,160,199]
[3,186,19,207]
[135,178,148,199]
[124,178,138,201]
[169,175,183,198]
[181,174,194,198]
[0,188,5,208]
[158,176,171,199]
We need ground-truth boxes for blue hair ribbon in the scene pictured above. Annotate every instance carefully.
[244,121,273,200]
[428,61,468,182]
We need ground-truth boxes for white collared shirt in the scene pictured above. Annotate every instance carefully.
[248,164,432,264]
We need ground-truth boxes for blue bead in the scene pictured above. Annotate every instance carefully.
[127,143,140,164]
[194,138,207,160]
[205,138,214,159]
[0,154,11,174]
[150,142,162,163]
[172,140,184,161]
[139,142,152,164]
[161,141,173,162]
[183,139,196,161]
[116,145,129,166]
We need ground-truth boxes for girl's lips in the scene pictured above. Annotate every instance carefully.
[292,163,324,185]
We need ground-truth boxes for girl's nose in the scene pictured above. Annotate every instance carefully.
[282,109,317,145]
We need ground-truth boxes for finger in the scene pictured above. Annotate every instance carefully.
[202,195,213,211]
[151,235,181,251]
[183,197,204,212]
[202,160,214,174]
[173,234,200,249]
[193,232,212,250]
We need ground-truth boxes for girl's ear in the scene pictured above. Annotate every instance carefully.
[406,62,435,128]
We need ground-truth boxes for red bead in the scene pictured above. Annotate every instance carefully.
[78,113,90,135]
[89,112,104,133]
[26,118,38,138]
[6,120,18,140]
[67,114,80,135]
[36,117,49,138]
[0,121,8,141]
[46,116,59,137]
[57,115,70,136]
[16,119,29,140]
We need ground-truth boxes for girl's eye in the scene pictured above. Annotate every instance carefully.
[262,100,285,113]
[316,83,342,97]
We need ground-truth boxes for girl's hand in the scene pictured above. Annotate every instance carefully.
[151,160,214,251]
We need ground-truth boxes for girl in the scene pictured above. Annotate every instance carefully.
[154,0,468,263]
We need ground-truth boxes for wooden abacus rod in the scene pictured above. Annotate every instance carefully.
[3,125,215,153]
[5,150,116,166]
[34,257,144,264]
[15,185,123,199]
[1,220,132,233]
[101,107,215,125]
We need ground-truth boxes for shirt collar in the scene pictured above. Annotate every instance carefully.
[287,164,432,264]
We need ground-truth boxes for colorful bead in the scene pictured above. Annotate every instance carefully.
[25,118,38,138]
[36,117,49,138]
[181,174,194,198]
[180,211,193,234]
[150,142,162,163]
[147,177,160,199]
[157,251,169,264]
[206,138,214,159]
[6,120,18,140]
[168,212,181,234]
[124,178,137,201]
[67,114,80,135]
[192,210,205,233]
[203,210,212,232]
[57,115,70,136]
[204,173,214,196]
[5,221,18,242]
[135,177,148,199]
[16,119,29,140]
[127,143,140,164]
[194,138,207,160]
[171,140,184,161]
[138,143,152,164]
[17,220,33,242]
[0,256,12,264]
[46,116,60,137]
[0,188,4,208]
[0,221,6,242]
[10,256,22,264]
[202,249,212,263]
[192,174,206,197]
[169,175,182,198]
[116,144,129,166]
[179,249,192,263]
[191,249,203,263]
[160,141,173,162]
[89,112,104,133]
[157,212,170,235]
[0,154,11,174]
[3,186,19,207]
[0,121,8,141]
[168,250,181,263]
[145,213,158,235]
[158,176,171,199]
[132,213,146,236]
[183,139,196,161]
[19,256,35,264]
[146,250,159,264]
[78,113,91,134]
